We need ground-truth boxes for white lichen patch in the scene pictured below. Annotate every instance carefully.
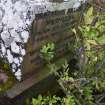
[0,0,84,81]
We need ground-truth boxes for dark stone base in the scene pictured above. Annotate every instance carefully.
[10,74,59,105]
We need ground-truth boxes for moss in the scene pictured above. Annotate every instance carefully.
[0,59,16,92]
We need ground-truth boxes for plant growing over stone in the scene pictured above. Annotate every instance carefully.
[29,5,105,105]
[40,42,55,63]
[40,42,58,72]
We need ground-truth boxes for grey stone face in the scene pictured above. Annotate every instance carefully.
[0,8,5,21]
[0,23,2,32]
[11,0,20,4]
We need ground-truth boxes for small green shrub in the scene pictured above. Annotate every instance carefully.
[40,42,55,63]
[31,95,77,105]
[32,95,61,105]
[72,6,105,91]
[30,6,105,105]
[62,96,76,105]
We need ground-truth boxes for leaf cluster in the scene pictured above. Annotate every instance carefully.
[40,42,55,62]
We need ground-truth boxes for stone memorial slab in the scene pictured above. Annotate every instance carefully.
[0,0,85,81]
[22,1,85,78]
[0,0,89,98]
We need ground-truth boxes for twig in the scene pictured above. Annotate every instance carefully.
[94,93,105,105]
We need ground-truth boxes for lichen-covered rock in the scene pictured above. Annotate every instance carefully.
[0,0,85,81]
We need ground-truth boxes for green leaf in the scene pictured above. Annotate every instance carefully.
[72,28,77,35]
[86,39,97,45]
[84,7,94,25]
[97,35,105,44]
[63,96,76,105]
[32,98,40,105]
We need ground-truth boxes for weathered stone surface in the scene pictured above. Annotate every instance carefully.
[0,0,85,81]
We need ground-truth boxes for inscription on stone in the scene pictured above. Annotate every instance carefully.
[22,8,81,76]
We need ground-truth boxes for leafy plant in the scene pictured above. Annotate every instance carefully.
[84,7,94,25]
[30,6,105,105]
[72,5,105,78]
[31,95,77,105]
[40,42,55,63]
[82,86,93,104]
[62,96,76,105]
[71,6,105,104]
[32,95,61,105]
[57,68,94,105]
